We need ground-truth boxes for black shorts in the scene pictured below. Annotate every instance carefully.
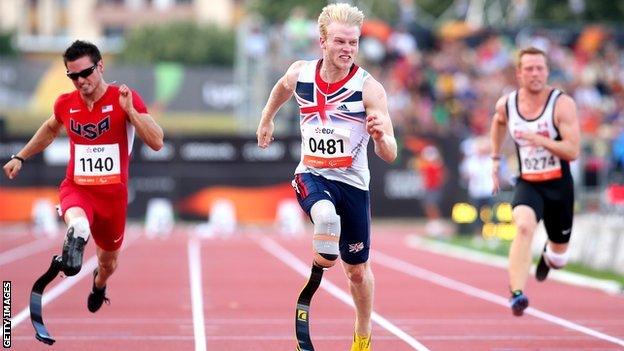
[293,172,371,265]
[512,176,574,244]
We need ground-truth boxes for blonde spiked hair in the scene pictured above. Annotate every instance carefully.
[318,3,365,40]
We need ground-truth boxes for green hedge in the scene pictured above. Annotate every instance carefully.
[0,31,17,57]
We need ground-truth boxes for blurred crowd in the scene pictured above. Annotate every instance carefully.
[253,7,624,193]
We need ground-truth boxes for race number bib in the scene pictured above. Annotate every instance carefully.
[519,146,562,181]
[302,125,352,168]
[74,144,121,185]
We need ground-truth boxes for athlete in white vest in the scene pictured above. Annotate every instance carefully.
[490,47,580,317]
[256,4,396,350]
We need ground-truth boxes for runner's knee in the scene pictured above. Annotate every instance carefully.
[514,221,535,238]
[345,264,371,285]
[98,256,118,273]
[311,200,340,268]
[69,217,91,240]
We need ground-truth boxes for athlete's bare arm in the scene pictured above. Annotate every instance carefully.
[537,94,581,161]
[119,84,164,151]
[3,116,63,179]
[257,60,306,149]
[363,77,396,163]
[489,95,508,194]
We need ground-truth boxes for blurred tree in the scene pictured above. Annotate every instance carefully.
[119,22,235,66]
[531,0,623,22]
[247,0,326,24]
[248,0,400,25]
[417,0,455,18]
[0,31,17,57]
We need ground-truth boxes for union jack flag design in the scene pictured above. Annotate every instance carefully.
[348,242,364,253]
[295,82,366,126]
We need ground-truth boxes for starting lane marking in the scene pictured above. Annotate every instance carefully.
[187,237,207,351]
[256,236,431,351]
[0,239,55,266]
[372,250,624,348]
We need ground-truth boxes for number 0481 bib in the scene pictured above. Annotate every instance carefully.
[74,143,121,185]
[302,125,352,168]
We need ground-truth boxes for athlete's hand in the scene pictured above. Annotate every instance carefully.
[3,158,22,180]
[118,84,135,114]
[491,159,501,195]
[515,131,545,147]
[257,119,275,149]
[366,114,385,140]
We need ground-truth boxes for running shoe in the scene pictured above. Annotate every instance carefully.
[87,269,110,313]
[535,244,550,282]
[350,332,371,351]
[510,290,529,316]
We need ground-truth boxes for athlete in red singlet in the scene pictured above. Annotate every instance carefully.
[3,40,163,312]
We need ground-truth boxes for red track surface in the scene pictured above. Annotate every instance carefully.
[2,223,623,350]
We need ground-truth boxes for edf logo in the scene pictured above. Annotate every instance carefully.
[70,117,110,140]
[315,127,334,134]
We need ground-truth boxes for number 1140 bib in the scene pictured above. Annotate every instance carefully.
[74,143,121,185]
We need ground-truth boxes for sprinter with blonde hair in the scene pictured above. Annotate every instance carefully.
[257,3,396,351]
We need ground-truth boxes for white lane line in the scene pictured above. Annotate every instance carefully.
[256,236,431,351]
[0,239,55,266]
[406,235,622,294]
[373,250,624,348]
[188,237,207,351]
[9,334,603,341]
[10,231,141,329]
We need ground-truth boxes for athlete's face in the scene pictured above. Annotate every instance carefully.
[320,22,360,71]
[517,54,549,93]
[66,56,103,97]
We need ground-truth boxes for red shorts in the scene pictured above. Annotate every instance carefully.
[59,179,128,251]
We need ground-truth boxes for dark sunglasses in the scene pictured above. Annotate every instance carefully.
[66,64,97,81]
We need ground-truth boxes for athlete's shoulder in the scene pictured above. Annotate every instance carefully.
[288,60,313,74]
[554,90,575,105]
[362,71,381,87]
[55,90,79,105]
[284,60,313,89]
[553,91,577,120]
[495,93,510,112]
[53,90,79,113]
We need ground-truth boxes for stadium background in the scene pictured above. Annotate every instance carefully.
[1,0,623,274]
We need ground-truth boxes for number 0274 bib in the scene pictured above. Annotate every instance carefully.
[301,125,352,168]
[74,143,121,185]
[519,145,562,181]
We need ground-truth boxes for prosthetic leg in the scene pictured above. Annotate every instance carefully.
[295,264,325,351]
[30,255,63,345]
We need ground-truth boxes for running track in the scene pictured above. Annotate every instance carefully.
[2,223,623,350]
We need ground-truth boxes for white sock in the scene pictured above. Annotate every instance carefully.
[545,245,569,269]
